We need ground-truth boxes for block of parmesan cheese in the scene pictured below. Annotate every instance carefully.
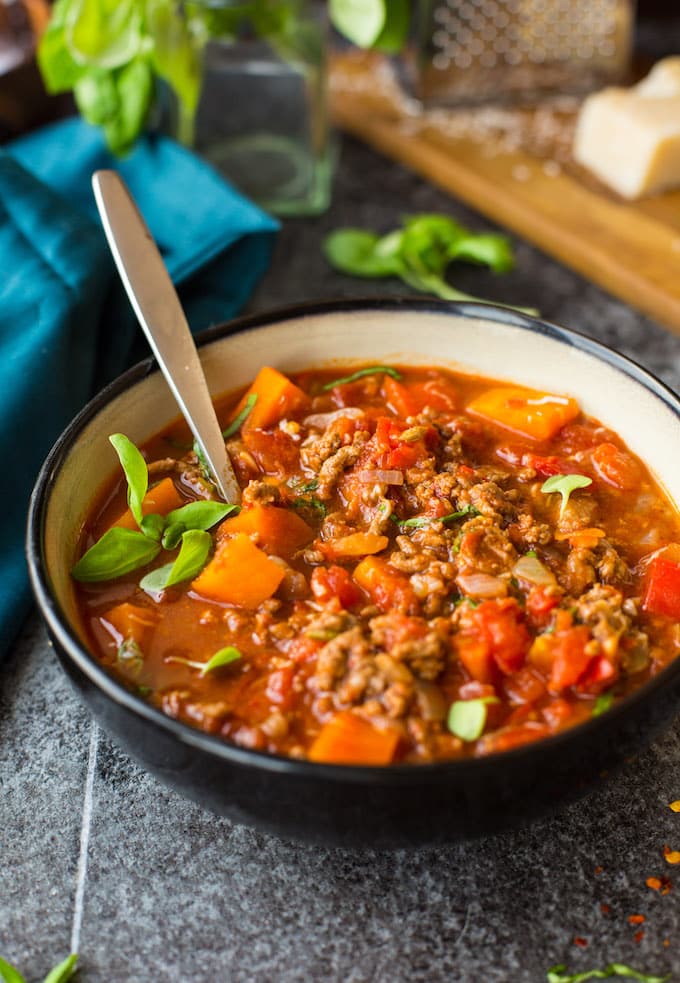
[574,57,680,199]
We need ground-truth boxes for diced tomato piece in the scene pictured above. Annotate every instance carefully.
[478,722,551,754]
[502,665,546,705]
[310,566,363,608]
[368,416,434,470]
[382,376,457,417]
[591,442,641,490]
[286,636,321,664]
[521,452,575,478]
[526,586,560,627]
[642,551,680,619]
[534,624,594,693]
[456,599,530,680]
[242,428,300,476]
[265,666,296,710]
[576,656,617,695]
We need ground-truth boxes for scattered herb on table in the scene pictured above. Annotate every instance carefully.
[0,953,78,983]
[324,214,536,314]
[546,963,671,983]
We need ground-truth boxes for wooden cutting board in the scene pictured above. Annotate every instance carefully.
[329,50,680,335]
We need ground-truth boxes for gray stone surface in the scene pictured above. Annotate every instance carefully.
[3,134,680,982]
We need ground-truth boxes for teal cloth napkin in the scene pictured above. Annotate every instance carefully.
[1,117,278,657]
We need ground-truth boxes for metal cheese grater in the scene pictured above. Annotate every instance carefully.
[409,0,635,106]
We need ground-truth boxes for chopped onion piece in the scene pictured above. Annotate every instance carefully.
[356,469,404,485]
[303,407,364,429]
[456,573,508,598]
[512,555,557,587]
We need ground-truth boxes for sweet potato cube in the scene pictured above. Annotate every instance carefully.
[113,477,184,530]
[191,533,285,607]
[308,711,399,765]
[101,602,157,648]
[229,366,309,433]
[467,387,580,441]
[218,504,313,558]
[325,533,388,559]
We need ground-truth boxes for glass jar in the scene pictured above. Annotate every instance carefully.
[168,0,332,216]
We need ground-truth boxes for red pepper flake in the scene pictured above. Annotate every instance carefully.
[663,845,680,865]
[628,914,646,925]
[600,903,610,915]
[646,875,672,894]
[664,938,671,947]
[573,936,588,948]
[634,929,645,944]
[594,865,604,875]
[669,800,680,812]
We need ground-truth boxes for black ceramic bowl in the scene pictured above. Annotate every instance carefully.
[27,299,680,847]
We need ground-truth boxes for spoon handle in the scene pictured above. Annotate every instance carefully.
[92,170,240,506]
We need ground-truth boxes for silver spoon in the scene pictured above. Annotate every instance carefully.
[92,170,240,506]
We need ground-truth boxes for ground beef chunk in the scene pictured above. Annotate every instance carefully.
[575,583,649,665]
[241,479,281,506]
[368,498,394,534]
[564,547,597,595]
[149,453,217,499]
[315,434,369,500]
[370,615,447,680]
[508,511,553,549]
[300,427,342,473]
[457,517,518,575]
[596,540,630,583]
[468,480,516,520]
[308,625,368,693]
[556,493,599,534]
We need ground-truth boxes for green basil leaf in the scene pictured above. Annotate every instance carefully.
[372,0,410,53]
[147,0,202,113]
[67,0,142,69]
[43,954,79,983]
[109,434,148,528]
[447,697,499,742]
[141,529,212,592]
[223,393,258,439]
[323,230,401,278]
[447,233,515,274]
[394,506,479,529]
[201,646,242,675]
[322,365,402,391]
[161,522,185,551]
[329,0,386,48]
[37,0,87,93]
[541,474,593,517]
[166,501,237,531]
[139,562,175,594]
[0,956,26,983]
[592,692,614,718]
[140,513,165,542]
[72,528,161,582]
[103,58,154,156]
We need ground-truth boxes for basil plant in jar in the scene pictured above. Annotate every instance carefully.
[37,0,411,215]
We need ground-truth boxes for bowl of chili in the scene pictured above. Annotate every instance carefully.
[27,299,680,846]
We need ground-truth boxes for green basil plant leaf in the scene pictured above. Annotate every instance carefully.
[447,697,499,742]
[329,0,386,48]
[72,528,161,582]
[0,955,26,983]
[109,433,148,528]
[323,230,401,279]
[43,953,79,983]
[322,365,402,391]
[37,0,87,92]
[546,963,671,983]
[166,501,237,531]
[141,529,212,592]
[201,646,242,675]
[147,0,202,114]
[541,473,593,518]
[68,0,142,69]
[223,393,258,439]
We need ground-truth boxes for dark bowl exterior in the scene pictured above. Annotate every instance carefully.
[27,298,680,848]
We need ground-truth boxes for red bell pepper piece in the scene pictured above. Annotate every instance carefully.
[643,552,680,619]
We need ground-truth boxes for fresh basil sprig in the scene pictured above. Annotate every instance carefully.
[322,366,402,391]
[447,697,499,742]
[0,953,79,983]
[324,214,536,315]
[546,963,670,983]
[541,474,593,518]
[167,646,242,675]
[71,434,236,586]
[329,0,410,52]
